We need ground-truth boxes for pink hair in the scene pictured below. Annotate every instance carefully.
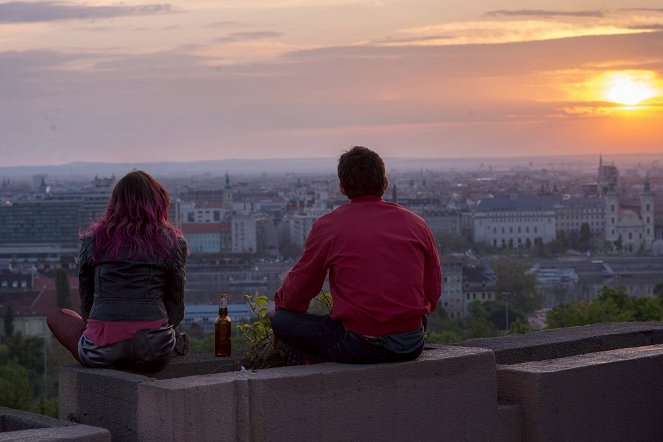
[84,170,183,261]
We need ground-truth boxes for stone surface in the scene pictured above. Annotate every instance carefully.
[459,321,663,364]
[58,323,663,442]
[59,354,239,442]
[0,407,110,442]
[497,344,663,442]
[495,403,522,442]
[137,346,497,442]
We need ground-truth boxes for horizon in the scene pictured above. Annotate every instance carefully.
[2,151,662,180]
[2,1,663,167]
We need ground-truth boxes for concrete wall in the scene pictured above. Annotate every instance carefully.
[460,321,663,364]
[61,347,501,442]
[498,345,663,441]
[137,347,497,442]
[57,322,663,442]
[0,406,109,442]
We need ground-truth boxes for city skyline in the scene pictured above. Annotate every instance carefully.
[2,1,663,167]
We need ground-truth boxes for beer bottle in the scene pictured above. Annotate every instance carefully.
[215,294,231,357]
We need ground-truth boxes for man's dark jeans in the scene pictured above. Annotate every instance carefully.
[271,309,424,364]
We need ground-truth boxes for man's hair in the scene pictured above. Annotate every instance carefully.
[337,146,386,199]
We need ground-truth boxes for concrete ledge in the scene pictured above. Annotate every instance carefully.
[495,403,522,442]
[0,407,110,442]
[137,346,497,442]
[59,354,243,440]
[458,322,663,364]
[497,344,663,441]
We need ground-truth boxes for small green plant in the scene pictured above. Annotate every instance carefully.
[235,294,282,369]
[308,291,333,315]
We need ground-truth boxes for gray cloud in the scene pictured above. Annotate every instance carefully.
[215,31,284,43]
[486,9,604,18]
[0,1,173,24]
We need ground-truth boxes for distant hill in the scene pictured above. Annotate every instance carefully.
[0,153,661,179]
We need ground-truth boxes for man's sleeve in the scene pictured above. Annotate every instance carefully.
[274,221,331,312]
[78,236,95,320]
[423,228,442,312]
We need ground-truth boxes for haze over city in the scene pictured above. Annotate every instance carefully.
[2,0,663,167]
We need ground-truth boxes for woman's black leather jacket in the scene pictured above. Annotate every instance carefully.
[79,234,188,327]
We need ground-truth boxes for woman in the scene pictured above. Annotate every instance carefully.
[48,170,188,372]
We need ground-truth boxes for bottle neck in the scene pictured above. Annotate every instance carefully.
[218,296,228,316]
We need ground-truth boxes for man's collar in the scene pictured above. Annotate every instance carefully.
[350,195,384,203]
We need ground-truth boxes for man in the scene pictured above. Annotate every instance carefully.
[272,146,441,364]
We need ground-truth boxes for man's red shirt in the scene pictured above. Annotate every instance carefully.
[275,196,442,336]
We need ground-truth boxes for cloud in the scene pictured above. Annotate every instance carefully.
[376,35,453,45]
[0,1,173,24]
[2,30,663,165]
[628,24,663,31]
[486,9,604,18]
[207,21,241,28]
[618,8,663,13]
[215,32,284,43]
[387,19,643,48]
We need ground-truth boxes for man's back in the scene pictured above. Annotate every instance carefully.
[313,196,440,335]
[272,146,441,364]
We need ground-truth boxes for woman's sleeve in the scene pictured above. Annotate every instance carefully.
[78,236,95,320]
[165,238,188,328]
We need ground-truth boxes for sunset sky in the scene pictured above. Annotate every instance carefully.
[1,0,663,166]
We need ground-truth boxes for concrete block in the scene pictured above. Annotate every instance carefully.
[458,322,663,364]
[137,346,497,442]
[58,354,245,442]
[497,344,663,442]
[59,366,153,441]
[495,403,522,442]
[0,406,110,442]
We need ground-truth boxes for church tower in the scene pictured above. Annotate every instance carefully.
[604,188,619,244]
[641,176,655,250]
[223,172,233,210]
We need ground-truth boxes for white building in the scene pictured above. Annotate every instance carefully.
[555,196,604,237]
[473,195,557,249]
[182,223,225,254]
[180,204,224,224]
[232,214,258,253]
[231,213,276,254]
[286,212,324,247]
[604,179,655,254]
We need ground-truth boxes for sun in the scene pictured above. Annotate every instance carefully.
[602,71,660,106]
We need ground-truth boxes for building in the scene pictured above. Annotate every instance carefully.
[231,213,277,255]
[555,196,604,238]
[473,194,557,249]
[441,256,464,318]
[598,156,619,197]
[285,213,320,247]
[462,264,497,316]
[422,209,462,236]
[180,204,224,224]
[0,177,112,248]
[182,222,230,254]
[604,179,655,254]
[441,254,496,318]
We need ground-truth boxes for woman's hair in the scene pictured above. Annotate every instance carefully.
[84,170,183,261]
[337,146,386,199]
